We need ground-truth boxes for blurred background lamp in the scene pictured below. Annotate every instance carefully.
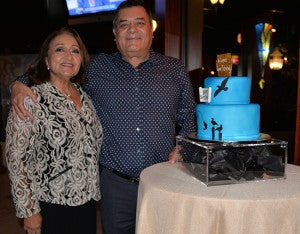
[152,19,157,32]
[210,0,225,4]
[269,48,284,70]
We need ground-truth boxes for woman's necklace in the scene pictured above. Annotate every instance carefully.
[60,84,72,98]
[51,82,72,99]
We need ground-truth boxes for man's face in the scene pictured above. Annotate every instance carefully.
[113,6,153,59]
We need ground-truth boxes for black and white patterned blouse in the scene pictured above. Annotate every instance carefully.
[5,82,103,218]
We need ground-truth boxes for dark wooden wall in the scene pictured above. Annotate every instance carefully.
[294,39,300,165]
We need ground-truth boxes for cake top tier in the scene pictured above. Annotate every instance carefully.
[200,76,251,104]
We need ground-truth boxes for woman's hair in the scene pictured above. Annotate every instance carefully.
[112,0,153,30]
[28,27,89,85]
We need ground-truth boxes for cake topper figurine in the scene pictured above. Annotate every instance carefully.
[199,53,233,103]
[216,53,232,77]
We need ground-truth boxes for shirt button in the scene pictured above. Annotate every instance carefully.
[136,127,141,131]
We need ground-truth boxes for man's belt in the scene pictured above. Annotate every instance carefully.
[102,166,140,183]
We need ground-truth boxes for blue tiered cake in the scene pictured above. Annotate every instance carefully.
[196,76,260,142]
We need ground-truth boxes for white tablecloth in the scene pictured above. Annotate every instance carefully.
[136,162,300,234]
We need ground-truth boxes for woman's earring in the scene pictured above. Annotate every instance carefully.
[47,66,50,70]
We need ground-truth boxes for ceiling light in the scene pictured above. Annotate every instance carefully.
[210,0,225,5]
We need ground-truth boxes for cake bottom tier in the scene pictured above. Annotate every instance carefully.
[196,104,260,141]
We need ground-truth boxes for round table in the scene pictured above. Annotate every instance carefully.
[136,162,300,234]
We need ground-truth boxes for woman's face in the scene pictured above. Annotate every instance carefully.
[45,33,82,81]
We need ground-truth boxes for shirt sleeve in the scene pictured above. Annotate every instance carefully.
[5,97,41,218]
[177,65,197,136]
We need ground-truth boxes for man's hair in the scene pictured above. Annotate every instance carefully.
[112,0,153,29]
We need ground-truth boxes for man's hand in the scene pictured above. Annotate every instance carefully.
[168,145,183,164]
[24,213,42,234]
[11,81,37,121]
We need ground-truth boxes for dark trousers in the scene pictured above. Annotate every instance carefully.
[100,167,139,234]
[40,200,97,234]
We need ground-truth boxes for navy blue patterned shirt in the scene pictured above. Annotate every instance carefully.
[85,50,196,176]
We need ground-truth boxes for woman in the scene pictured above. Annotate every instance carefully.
[5,27,103,234]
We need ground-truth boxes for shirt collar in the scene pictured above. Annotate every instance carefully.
[113,49,157,68]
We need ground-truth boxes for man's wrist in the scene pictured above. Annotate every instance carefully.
[9,81,20,94]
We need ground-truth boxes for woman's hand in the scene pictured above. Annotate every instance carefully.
[24,213,42,234]
[11,81,37,121]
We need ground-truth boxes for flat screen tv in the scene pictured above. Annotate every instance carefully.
[65,0,124,25]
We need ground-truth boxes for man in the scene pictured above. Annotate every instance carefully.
[11,0,196,233]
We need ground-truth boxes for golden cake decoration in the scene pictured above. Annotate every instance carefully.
[216,53,232,77]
